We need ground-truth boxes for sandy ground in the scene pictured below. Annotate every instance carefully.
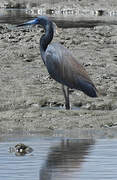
[0,1,117,136]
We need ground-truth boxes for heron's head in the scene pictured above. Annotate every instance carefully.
[17,16,52,28]
[17,16,59,35]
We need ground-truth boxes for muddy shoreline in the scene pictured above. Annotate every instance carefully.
[0,2,117,137]
[0,23,117,136]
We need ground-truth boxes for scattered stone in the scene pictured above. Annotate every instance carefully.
[94,9,105,16]
[39,97,49,107]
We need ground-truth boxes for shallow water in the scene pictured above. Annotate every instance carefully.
[0,9,31,24]
[1,135,117,180]
[0,0,117,26]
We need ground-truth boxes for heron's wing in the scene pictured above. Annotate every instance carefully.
[45,43,97,96]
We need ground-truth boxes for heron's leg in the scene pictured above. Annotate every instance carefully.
[66,87,70,109]
[62,85,70,110]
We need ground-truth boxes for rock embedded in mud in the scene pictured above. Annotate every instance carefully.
[39,97,49,107]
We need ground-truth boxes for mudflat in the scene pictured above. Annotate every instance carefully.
[0,1,117,136]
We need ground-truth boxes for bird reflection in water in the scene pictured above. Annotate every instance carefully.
[39,139,94,180]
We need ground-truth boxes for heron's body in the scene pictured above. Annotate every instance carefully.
[17,16,98,109]
[45,42,97,97]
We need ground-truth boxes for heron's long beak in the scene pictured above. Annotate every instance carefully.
[16,18,38,27]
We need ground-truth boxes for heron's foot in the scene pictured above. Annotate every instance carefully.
[65,102,71,110]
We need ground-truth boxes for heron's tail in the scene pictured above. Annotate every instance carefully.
[84,85,98,97]
[79,80,98,97]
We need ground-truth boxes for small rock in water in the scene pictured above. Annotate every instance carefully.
[9,143,33,156]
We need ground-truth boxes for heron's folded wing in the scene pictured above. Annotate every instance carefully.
[45,43,96,91]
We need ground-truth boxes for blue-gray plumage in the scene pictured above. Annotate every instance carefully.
[17,16,98,109]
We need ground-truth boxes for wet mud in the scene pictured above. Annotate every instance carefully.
[0,1,117,135]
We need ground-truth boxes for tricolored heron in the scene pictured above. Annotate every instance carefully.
[17,16,98,110]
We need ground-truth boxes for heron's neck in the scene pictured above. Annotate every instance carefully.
[40,23,54,62]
